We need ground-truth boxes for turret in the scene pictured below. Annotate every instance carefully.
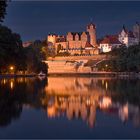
[47,34,57,45]
[87,23,97,47]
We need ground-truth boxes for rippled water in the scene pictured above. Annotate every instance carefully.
[0,76,140,138]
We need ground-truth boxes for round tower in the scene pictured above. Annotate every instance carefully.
[87,23,97,47]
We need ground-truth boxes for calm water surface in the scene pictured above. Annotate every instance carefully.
[0,76,140,138]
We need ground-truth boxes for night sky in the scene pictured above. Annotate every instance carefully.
[3,1,140,42]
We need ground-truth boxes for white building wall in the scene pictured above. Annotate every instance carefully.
[100,44,112,53]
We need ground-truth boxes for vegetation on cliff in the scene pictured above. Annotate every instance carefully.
[97,45,140,72]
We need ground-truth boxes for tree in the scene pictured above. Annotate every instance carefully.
[0,0,7,22]
[0,24,27,73]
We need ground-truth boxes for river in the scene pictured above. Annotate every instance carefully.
[0,76,140,138]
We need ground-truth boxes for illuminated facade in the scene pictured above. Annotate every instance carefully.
[47,23,99,55]
[119,25,139,47]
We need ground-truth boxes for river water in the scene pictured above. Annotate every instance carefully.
[0,76,140,138]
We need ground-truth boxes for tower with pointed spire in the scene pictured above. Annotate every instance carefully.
[119,24,139,47]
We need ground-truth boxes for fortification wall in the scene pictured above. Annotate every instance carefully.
[48,55,108,61]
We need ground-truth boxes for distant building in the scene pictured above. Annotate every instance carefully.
[47,23,99,55]
[99,35,122,53]
[118,25,139,47]
[133,22,140,44]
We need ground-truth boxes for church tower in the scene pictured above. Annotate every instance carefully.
[133,22,140,44]
[87,23,97,47]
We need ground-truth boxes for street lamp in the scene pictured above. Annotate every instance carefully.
[9,66,14,74]
[105,64,108,68]
[10,66,14,70]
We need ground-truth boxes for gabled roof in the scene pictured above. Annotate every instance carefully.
[120,25,136,38]
[85,42,94,48]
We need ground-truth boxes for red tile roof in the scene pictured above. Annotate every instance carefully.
[100,35,122,44]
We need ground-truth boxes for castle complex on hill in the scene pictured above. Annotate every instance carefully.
[23,22,140,54]
[47,22,140,55]
[47,23,99,55]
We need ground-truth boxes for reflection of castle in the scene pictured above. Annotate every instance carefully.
[47,23,99,55]
[43,77,140,128]
[41,94,140,128]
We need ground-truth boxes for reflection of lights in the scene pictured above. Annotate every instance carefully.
[47,106,56,118]
[105,81,108,90]
[119,103,128,122]
[10,81,14,89]
[99,97,112,109]
[86,99,91,106]
[3,79,6,84]
[102,80,104,86]
[88,106,96,128]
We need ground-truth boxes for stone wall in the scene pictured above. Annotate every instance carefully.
[48,55,108,61]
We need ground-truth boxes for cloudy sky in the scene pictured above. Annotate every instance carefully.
[3,1,140,41]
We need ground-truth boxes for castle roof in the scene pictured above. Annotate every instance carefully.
[100,35,122,44]
[120,26,136,38]
[67,32,89,40]
[87,23,96,29]
[85,42,94,48]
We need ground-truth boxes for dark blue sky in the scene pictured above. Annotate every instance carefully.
[3,1,140,42]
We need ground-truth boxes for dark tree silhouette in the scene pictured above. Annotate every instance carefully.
[0,0,7,22]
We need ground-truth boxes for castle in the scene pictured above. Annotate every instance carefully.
[47,23,99,55]
[23,22,140,54]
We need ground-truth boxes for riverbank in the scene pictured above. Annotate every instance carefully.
[48,72,140,78]
[0,72,140,79]
[0,74,36,78]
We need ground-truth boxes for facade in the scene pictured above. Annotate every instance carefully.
[47,23,99,55]
[118,26,139,47]
[99,35,122,53]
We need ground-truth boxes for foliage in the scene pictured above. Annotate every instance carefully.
[0,0,7,22]
[0,24,26,73]
[97,45,140,72]
[24,40,48,74]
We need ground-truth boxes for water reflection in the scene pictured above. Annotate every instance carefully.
[44,77,140,128]
[0,77,140,129]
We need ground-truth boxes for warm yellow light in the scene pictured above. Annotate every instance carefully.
[105,64,108,67]
[105,81,108,90]
[47,106,56,118]
[10,66,14,70]
[10,81,14,89]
